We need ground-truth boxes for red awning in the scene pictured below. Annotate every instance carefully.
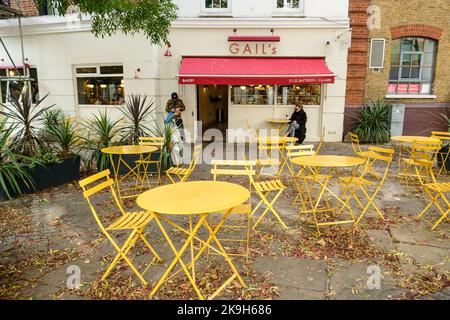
[178,57,335,85]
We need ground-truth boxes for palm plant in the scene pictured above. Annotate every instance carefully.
[354,99,392,144]
[0,88,54,157]
[149,118,180,170]
[0,118,34,200]
[83,110,123,171]
[45,114,83,158]
[119,94,156,145]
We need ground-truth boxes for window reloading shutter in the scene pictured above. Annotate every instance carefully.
[369,38,386,69]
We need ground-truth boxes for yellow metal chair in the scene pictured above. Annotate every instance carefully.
[431,131,450,177]
[166,144,202,184]
[257,139,285,177]
[210,160,256,258]
[79,170,161,285]
[136,136,164,186]
[251,178,288,230]
[410,149,450,231]
[400,140,441,187]
[315,135,325,155]
[350,132,381,179]
[339,146,395,225]
[285,144,331,211]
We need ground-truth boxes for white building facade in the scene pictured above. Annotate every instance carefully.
[0,0,350,142]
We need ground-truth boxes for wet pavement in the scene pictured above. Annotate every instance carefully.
[0,142,448,300]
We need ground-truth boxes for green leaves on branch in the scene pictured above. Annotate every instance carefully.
[38,0,178,45]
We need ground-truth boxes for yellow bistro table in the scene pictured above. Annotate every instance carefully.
[391,136,441,176]
[258,136,299,175]
[266,119,290,132]
[291,155,365,236]
[137,181,250,300]
[102,145,158,201]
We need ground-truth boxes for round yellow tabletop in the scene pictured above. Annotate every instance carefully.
[136,181,250,215]
[101,145,158,155]
[391,136,440,144]
[267,119,290,124]
[291,155,365,168]
[258,136,298,144]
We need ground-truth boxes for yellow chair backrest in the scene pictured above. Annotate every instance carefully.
[188,144,203,168]
[410,140,441,164]
[350,132,363,155]
[211,159,256,189]
[258,138,286,151]
[431,131,450,142]
[79,170,125,232]
[286,145,315,158]
[315,136,325,155]
[139,136,164,146]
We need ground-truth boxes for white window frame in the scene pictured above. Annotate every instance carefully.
[74,64,124,107]
[201,0,232,15]
[273,0,304,15]
[369,38,386,69]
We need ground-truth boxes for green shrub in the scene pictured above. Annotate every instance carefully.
[354,100,391,144]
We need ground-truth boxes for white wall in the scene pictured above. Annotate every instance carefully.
[174,0,349,19]
[0,1,350,142]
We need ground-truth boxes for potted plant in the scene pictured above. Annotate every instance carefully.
[0,118,35,201]
[83,110,123,172]
[35,112,83,190]
[119,94,156,145]
[0,90,54,157]
[149,118,181,172]
[353,99,391,144]
[113,94,157,172]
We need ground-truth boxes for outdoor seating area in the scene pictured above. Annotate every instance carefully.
[0,134,448,300]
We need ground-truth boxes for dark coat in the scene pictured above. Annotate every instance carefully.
[290,109,307,126]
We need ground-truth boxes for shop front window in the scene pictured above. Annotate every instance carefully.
[231,85,275,105]
[277,85,321,105]
[388,37,436,95]
[75,65,125,105]
[0,67,40,103]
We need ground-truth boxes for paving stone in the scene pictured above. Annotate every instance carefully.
[253,257,327,292]
[274,287,325,300]
[330,261,406,300]
[396,243,450,274]
[390,224,449,249]
[432,287,450,300]
[366,229,396,251]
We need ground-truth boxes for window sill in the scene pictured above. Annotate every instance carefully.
[385,94,437,99]
[199,11,232,17]
[272,12,305,18]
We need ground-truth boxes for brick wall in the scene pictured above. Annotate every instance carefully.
[344,0,371,135]
[365,0,450,105]
[344,0,450,137]
[10,0,39,17]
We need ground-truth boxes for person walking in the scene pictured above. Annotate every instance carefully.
[165,92,186,165]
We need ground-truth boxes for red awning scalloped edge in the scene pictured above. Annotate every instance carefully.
[178,57,335,85]
[178,75,335,85]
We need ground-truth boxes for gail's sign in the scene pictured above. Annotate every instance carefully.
[229,43,278,55]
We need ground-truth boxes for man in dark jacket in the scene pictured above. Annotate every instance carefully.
[286,103,307,144]
[165,92,186,140]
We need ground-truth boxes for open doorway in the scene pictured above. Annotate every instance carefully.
[197,85,228,141]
